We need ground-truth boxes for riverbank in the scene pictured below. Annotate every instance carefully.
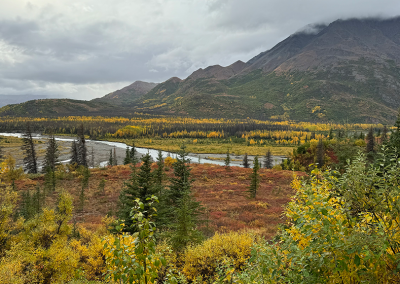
[0,133,286,168]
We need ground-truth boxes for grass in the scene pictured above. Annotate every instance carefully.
[105,137,294,156]
[14,163,302,239]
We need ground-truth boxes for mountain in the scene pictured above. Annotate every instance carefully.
[2,17,400,123]
[93,81,158,105]
[133,17,400,123]
[0,94,54,108]
[0,99,122,117]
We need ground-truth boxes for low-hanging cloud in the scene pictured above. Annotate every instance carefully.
[0,0,400,100]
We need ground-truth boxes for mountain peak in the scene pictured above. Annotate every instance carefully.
[188,61,248,81]
[94,80,158,105]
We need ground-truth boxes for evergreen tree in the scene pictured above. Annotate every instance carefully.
[366,127,375,153]
[90,147,95,168]
[242,153,249,168]
[130,143,138,165]
[167,145,192,205]
[154,150,165,196]
[118,153,156,233]
[76,124,87,167]
[113,147,117,166]
[316,139,325,168]
[0,143,3,162]
[328,129,333,140]
[264,149,273,169]
[44,166,57,192]
[20,190,33,220]
[387,112,400,156]
[21,123,38,174]
[167,145,203,250]
[97,177,106,195]
[248,156,260,198]
[123,146,131,165]
[70,140,78,166]
[224,149,231,170]
[43,134,59,172]
[108,149,113,166]
[32,183,42,215]
[382,125,388,144]
[169,190,203,251]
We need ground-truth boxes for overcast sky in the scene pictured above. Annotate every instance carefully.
[0,0,400,100]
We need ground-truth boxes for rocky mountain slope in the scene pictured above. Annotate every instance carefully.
[93,81,158,105]
[133,17,400,123]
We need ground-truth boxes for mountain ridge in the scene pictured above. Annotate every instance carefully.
[2,17,400,123]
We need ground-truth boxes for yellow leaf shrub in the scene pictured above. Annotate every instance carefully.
[182,231,253,281]
[70,227,106,280]
[164,156,177,168]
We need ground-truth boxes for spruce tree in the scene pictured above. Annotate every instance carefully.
[264,149,273,169]
[366,127,375,153]
[388,112,400,156]
[97,177,106,195]
[90,147,95,168]
[108,149,113,166]
[248,156,260,198]
[77,124,87,167]
[0,143,3,162]
[21,123,38,174]
[44,166,57,192]
[130,143,137,165]
[123,146,131,165]
[167,145,192,205]
[167,145,203,250]
[224,149,231,170]
[70,140,78,166]
[316,139,325,168]
[242,153,249,168]
[20,190,33,220]
[32,183,42,215]
[118,153,156,233]
[382,125,388,144]
[43,134,59,172]
[154,150,165,196]
[113,147,117,166]
[43,134,59,192]
[169,190,203,251]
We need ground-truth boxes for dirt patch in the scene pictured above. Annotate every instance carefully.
[264,103,275,109]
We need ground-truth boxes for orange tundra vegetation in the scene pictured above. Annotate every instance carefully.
[15,163,302,238]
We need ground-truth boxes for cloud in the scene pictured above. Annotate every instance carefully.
[0,0,400,100]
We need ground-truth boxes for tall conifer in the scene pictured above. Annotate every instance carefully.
[77,124,87,167]
[118,153,156,233]
[167,145,203,250]
[123,146,131,165]
[242,153,249,168]
[366,127,375,153]
[43,134,59,172]
[264,149,273,169]
[248,156,260,198]
[224,149,231,170]
[21,123,38,174]
[70,140,78,166]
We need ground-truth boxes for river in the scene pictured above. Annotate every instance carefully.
[0,133,285,168]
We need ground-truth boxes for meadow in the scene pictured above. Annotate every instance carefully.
[0,115,396,283]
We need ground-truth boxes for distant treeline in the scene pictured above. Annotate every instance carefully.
[0,116,386,139]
